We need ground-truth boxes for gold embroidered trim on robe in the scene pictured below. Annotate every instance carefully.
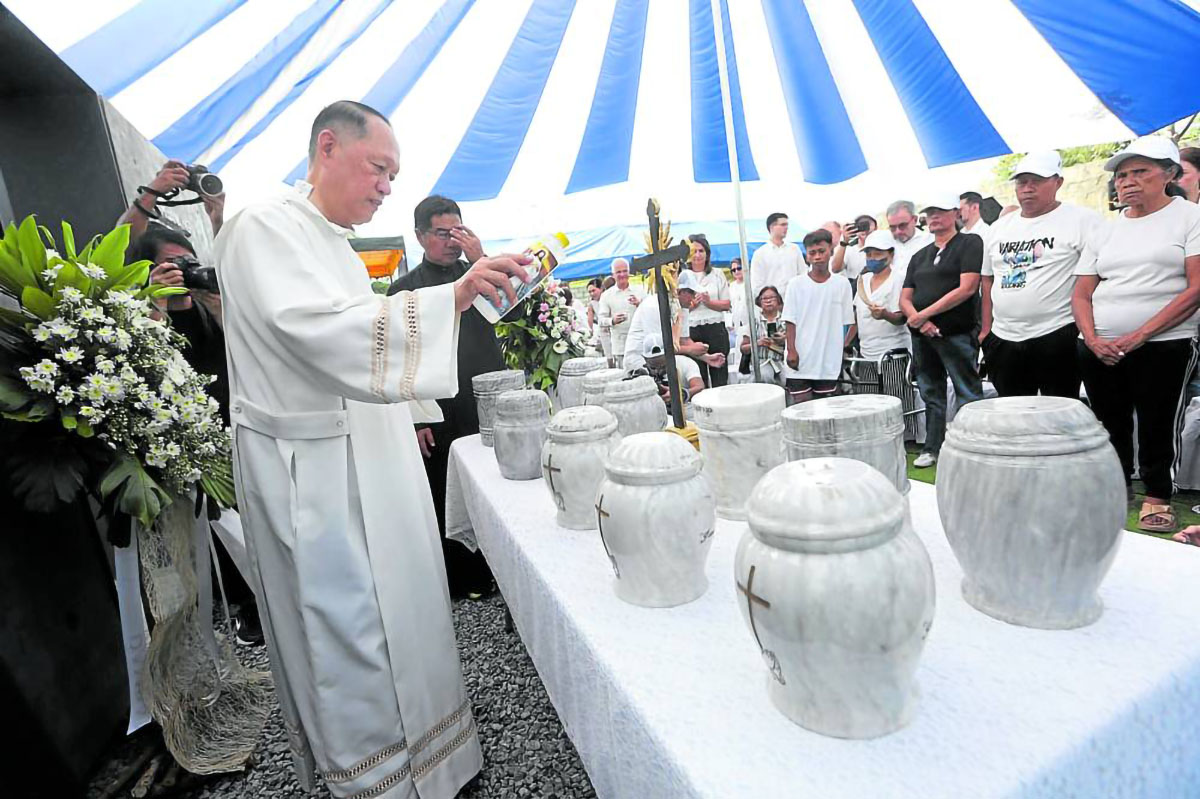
[407,699,471,760]
[320,737,407,784]
[369,300,391,400]
[344,761,412,799]
[399,292,420,400]
[412,719,478,782]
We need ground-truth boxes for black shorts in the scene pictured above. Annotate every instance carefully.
[785,378,838,396]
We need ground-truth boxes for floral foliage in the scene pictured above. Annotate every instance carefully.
[494,278,586,392]
[0,216,234,527]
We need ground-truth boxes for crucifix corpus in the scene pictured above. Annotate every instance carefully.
[629,198,693,430]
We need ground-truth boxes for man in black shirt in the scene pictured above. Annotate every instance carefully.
[388,195,503,598]
[901,194,985,468]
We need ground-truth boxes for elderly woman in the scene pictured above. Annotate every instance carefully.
[1073,136,1200,534]
[739,285,787,384]
[853,230,911,358]
[685,234,732,387]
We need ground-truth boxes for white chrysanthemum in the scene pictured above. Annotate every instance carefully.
[80,263,107,280]
[78,405,101,420]
[102,379,124,400]
[49,321,77,339]
[59,287,83,302]
[94,357,115,374]
[94,326,116,344]
[45,248,60,260]
[113,329,132,351]
[79,307,105,322]
[32,325,53,342]
[57,346,84,363]
[41,265,62,281]
[119,365,139,384]
[33,359,59,377]
[56,385,75,404]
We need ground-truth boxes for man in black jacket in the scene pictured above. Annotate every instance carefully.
[388,195,503,598]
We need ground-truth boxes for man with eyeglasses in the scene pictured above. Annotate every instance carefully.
[885,199,934,284]
[387,194,501,598]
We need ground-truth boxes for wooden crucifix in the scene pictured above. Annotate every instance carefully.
[594,493,620,577]
[629,198,692,430]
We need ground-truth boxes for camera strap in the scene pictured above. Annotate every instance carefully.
[137,185,204,207]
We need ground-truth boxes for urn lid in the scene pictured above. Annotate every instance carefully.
[604,431,704,485]
[746,458,905,553]
[945,396,1110,456]
[603,374,659,402]
[547,405,619,441]
[582,368,626,395]
[558,356,608,378]
[781,395,903,445]
[472,369,525,394]
[495,388,551,421]
[691,383,785,431]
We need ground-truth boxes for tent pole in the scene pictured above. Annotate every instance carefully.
[709,0,761,384]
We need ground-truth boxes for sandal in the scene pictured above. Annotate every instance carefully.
[1138,503,1177,533]
[1172,525,1200,546]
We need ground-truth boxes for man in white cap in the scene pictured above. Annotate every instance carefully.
[980,151,1102,398]
[900,193,985,467]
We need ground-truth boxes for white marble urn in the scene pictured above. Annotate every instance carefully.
[556,357,609,409]
[472,369,525,447]
[781,395,909,495]
[581,368,626,406]
[691,383,787,520]
[937,396,1124,630]
[541,405,622,529]
[596,432,716,607]
[493,389,551,481]
[601,375,668,437]
[737,458,935,739]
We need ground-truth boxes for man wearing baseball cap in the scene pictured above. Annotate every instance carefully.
[623,267,722,373]
[900,193,985,468]
[979,151,1103,398]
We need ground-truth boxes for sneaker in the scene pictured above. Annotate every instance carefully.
[913,452,937,469]
[233,605,264,646]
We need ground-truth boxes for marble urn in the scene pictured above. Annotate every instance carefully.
[601,375,667,437]
[595,432,716,607]
[781,395,909,495]
[581,368,626,406]
[691,383,787,520]
[737,458,935,739]
[937,396,1124,630]
[493,389,551,481]
[541,405,622,529]
[472,369,525,447]
[556,357,609,409]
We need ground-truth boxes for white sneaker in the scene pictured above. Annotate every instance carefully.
[913,452,937,468]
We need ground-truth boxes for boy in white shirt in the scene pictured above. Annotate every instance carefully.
[783,229,856,403]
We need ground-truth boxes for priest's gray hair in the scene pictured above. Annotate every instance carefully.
[886,199,916,218]
[308,100,391,162]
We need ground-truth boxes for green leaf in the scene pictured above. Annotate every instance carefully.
[16,215,47,280]
[3,398,54,422]
[0,305,35,327]
[0,373,33,411]
[5,431,97,513]
[99,454,169,528]
[88,224,130,275]
[76,421,94,438]
[61,414,77,430]
[77,234,100,265]
[0,244,30,297]
[61,221,77,261]
[21,285,56,319]
[106,259,151,292]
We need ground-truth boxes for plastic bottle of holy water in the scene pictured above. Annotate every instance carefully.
[474,232,570,324]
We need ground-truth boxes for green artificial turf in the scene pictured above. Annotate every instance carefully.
[903,444,1200,541]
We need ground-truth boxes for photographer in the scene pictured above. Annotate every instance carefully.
[635,342,706,418]
[832,213,878,282]
[119,160,225,243]
[739,284,787,385]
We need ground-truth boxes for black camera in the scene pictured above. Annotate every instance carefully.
[185,165,223,198]
[170,255,220,293]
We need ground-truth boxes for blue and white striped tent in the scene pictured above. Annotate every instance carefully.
[10,0,1200,272]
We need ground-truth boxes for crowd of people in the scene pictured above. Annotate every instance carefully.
[580,137,1200,538]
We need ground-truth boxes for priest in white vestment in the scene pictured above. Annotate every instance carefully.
[215,101,529,799]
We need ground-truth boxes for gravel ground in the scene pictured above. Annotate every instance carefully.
[86,593,596,799]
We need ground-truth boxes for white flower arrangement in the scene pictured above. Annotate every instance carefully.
[0,216,234,525]
[494,277,587,391]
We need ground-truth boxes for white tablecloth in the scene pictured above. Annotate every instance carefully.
[446,435,1200,799]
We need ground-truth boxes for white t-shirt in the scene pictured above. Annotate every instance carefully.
[892,231,934,285]
[841,246,867,281]
[750,240,804,299]
[963,218,991,241]
[983,202,1102,342]
[782,272,854,381]
[673,354,701,386]
[622,294,690,370]
[729,280,750,332]
[687,268,730,326]
[854,271,911,358]
[599,285,645,353]
[1075,197,1200,342]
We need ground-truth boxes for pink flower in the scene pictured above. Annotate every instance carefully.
[539,302,550,312]
[538,313,549,323]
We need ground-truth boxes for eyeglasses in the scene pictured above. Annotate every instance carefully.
[730,267,742,273]
[424,227,455,240]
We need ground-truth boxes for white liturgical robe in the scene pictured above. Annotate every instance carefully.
[215,183,481,799]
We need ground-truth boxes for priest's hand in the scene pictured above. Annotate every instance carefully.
[416,427,435,458]
[449,225,485,264]
[453,253,534,313]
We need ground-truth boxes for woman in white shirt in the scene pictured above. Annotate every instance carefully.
[853,230,911,359]
[685,235,732,387]
[1072,136,1200,535]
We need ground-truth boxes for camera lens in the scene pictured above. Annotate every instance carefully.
[197,172,223,197]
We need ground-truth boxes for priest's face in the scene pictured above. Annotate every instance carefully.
[317,116,399,226]
[418,213,464,266]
